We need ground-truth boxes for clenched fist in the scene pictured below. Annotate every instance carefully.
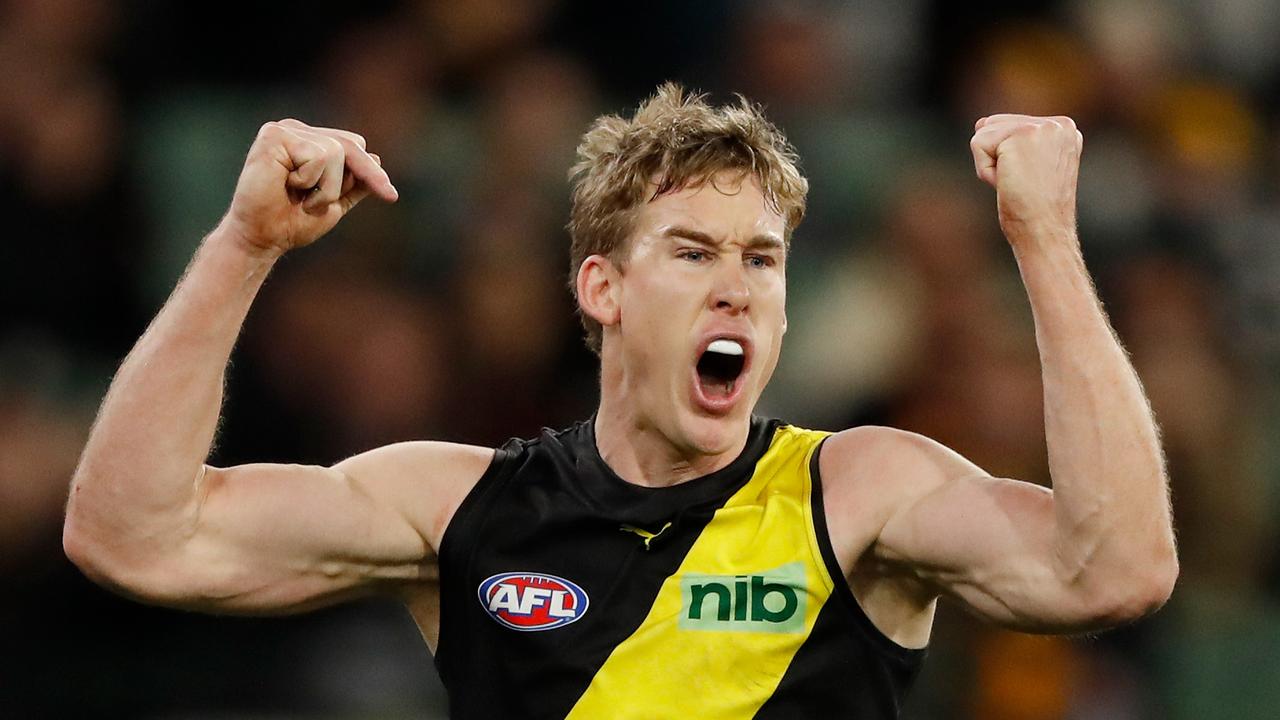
[218,119,399,256]
[970,114,1082,244]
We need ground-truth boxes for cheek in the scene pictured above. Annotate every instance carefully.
[756,282,788,360]
[756,277,787,318]
[620,277,688,354]
[629,271,701,316]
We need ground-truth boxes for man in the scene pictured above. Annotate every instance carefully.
[64,85,1177,718]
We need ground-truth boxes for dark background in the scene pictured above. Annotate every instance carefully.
[4,0,1280,717]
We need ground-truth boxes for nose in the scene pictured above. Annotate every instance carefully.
[710,260,750,315]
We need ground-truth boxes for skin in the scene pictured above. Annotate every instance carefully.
[63,114,1177,659]
[579,173,789,486]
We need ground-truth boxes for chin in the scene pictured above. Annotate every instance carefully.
[675,406,752,457]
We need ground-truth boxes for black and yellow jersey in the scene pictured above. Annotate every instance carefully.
[435,416,924,718]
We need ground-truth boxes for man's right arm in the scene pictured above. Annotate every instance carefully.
[62,120,487,613]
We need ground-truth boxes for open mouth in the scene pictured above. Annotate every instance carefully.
[693,338,748,411]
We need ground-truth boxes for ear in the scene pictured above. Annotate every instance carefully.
[576,254,622,330]
[781,309,788,336]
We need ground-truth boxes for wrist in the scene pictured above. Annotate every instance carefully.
[208,219,285,266]
[1004,218,1079,257]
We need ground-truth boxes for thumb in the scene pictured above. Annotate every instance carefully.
[969,119,1028,187]
[970,140,997,187]
[287,155,326,192]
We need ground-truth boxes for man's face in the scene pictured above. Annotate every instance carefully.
[602,171,788,455]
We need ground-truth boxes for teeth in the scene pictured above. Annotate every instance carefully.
[706,339,744,356]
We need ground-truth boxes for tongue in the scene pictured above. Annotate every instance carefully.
[700,375,734,398]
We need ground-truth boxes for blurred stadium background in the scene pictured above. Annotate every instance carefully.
[3,0,1280,717]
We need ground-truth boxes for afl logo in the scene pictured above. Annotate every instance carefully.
[477,572,590,631]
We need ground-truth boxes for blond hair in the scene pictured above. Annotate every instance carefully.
[567,82,809,354]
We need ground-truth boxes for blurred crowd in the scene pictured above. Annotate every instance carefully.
[3,0,1280,717]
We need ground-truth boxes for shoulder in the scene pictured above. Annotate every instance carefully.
[338,421,595,550]
[818,425,983,500]
[335,418,590,492]
[334,441,497,553]
[814,426,987,558]
[336,440,496,473]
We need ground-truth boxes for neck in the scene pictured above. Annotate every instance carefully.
[593,350,750,488]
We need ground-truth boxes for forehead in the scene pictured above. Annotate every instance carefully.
[631,172,786,243]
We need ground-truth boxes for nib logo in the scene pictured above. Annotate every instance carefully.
[679,563,807,634]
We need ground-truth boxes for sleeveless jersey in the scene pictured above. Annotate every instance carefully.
[435,416,925,718]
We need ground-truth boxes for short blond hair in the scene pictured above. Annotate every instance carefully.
[567,82,809,354]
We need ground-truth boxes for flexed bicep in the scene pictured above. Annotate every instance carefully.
[823,426,1137,635]
[80,442,491,615]
[873,470,1090,631]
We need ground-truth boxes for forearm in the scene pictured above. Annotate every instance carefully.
[65,224,280,562]
[1012,228,1176,593]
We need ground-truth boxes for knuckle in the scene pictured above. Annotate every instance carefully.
[298,138,326,160]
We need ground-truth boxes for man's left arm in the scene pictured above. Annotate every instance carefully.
[841,115,1177,634]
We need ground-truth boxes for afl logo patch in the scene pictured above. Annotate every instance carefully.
[477,572,590,631]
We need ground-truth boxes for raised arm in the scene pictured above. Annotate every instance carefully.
[63,120,489,613]
[827,115,1177,635]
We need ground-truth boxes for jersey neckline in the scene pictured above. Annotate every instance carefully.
[570,414,782,512]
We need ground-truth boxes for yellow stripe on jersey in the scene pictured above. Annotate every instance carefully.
[565,425,834,719]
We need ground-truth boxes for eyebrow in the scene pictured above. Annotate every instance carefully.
[660,225,786,252]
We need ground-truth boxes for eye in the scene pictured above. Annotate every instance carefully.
[747,254,775,269]
[678,249,707,263]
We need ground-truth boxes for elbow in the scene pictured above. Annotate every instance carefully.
[63,470,202,603]
[64,516,233,611]
[63,472,121,583]
[1112,560,1178,624]
[1145,548,1181,611]
[1127,536,1181,619]
[1081,550,1179,627]
[63,505,185,603]
[63,500,107,580]
[62,512,138,592]
[62,518,89,571]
